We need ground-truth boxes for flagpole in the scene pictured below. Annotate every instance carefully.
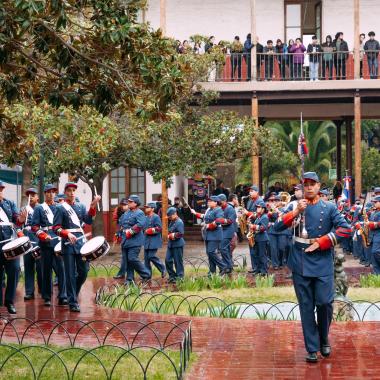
[299,112,308,238]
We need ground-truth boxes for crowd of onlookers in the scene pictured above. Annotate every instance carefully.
[175,31,380,81]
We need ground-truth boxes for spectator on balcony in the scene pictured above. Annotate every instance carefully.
[205,36,215,53]
[193,42,204,55]
[332,32,349,80]
[244,33,253,80]
[322,35,334,80]
[231,36,243,81]
[275,39,287,80]
[264,40,275,81]
[287,39,295,79]
[364,31,380,79]
[360,33,366,78]
[307,36,322,81]
[178,40,191,54]
[256,37,264,80]
[289,38,306,80]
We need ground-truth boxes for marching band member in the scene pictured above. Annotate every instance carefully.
[274,172,351,363]
[245,185,262,214]
[53,182,101,312]
[0,181,27,314]
[366,195,380,274]
[191,196,227,275]
[319,189,330,202]
[217,194,237,274]
[23,187,43,301]
[119,195,151,285]
[166,207,185,283]
[32,184,67,306]
[113,198,129,280]
[247,199,269,275]
[143,202,166,278]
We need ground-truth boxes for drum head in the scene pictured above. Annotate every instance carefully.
[80,236,105,255]
[3,237,30,251]
[54,241,62,253]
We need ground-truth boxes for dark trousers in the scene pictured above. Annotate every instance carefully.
[122,246,150,282]
[372,248,380,274]
[206,240,225,273]
[40,245,66,301]
[249,241,268,274]
[334,58,346,79]
[220,237,233,270]
[292,273,334,353]
[352,236,362,259]
[62,254,89,307]
[322,59,333,80]
[24,251,42,296]
[116,249,127,277]
[264,58,274,80]
[287,57,294,79]
[144,249,165,276]
[367,56,379,79]
[269,234,285,268]
[244,54,251,80]
[294,63,303,80]
[231,54,242,81]
[0,253,20,305]
[165,247,184,280]
[278,59,286,79]
[364,244,372,265]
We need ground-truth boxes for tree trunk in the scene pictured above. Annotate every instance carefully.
[89,175,105,237]
[161,178,168,242]
[21,157,33,207]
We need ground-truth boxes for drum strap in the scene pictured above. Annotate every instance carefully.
[62,202,81,228]
[0,206,10,224]
[41,203,54,225]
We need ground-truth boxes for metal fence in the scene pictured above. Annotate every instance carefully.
[0,317,192,379]
[212,50,380,82]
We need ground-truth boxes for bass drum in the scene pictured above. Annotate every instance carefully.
[3,237,32,260]
[80,236,110,262]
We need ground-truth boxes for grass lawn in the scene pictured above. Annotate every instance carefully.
[0,344,197,380]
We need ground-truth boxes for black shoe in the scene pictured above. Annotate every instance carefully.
[161,270,166,279]
[58,298,68,306]
[69,304,80,312]
[247,269,255,274]
[113,274,125,280]
[321,345,331,357]
[24,294,34,301]
[5,302,16,314]
[168,278,176,284]
[365,262,371,267]
[305,352,318,363]
[141,277,151,284]
[44,299,51,306]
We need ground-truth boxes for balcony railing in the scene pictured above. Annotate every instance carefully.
[209,51,380,82]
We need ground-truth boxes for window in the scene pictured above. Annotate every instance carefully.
[110,167,127,206]
[315,2,322,41]
[285,3,301,42]
[129,168,145,205]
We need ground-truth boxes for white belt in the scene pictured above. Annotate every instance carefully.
[24,226,32,231]
[66,228,83,233]
[294,237,317,245]
[0,222,13,226]
[41,227,53,231]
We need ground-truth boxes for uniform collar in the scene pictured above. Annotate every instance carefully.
[306,195,320,205]
[221,203,228,210]
[65,199,75,206]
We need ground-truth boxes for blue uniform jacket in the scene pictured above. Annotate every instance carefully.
[219,204,237,239]
[250,213,269,242]
[0,199,21,250]
[32,203,59,248]
[246,197,262,213]
[204,207,224,241]
[144,213,163,250]
[119,209,145,248]
[274,199,351,277]
[371,211,380,252]
[168,218,185,248]
[53,201,94,254]
[24,206,39,244]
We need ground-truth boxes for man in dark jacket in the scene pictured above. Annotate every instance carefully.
[307,36,322,81]
[364,31,380,79]
[332,32,349,79]
[244,33,253,80]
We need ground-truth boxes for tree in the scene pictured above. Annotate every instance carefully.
[362,146,380,191]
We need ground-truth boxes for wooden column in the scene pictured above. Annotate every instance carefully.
[354,0,360,79]
[250,0,257,81]
[160,0,166,35]
[345,117,353,178]
[354,93,362,197]
[142,2,147,23]
[335,121,343,181]
[251,94,260,187]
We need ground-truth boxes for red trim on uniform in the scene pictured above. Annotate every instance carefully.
[132,225,142,234]
[60,229,70,238]
[316,235,332,250]
[88,207,96,217]
[38,232,49,241]
[368,222,378,230]
[17,231,24,238]
[195,213,202,219]
[207,222,217,231]
[31,226,40,233]
[354,223,361,230]
[145,228,156,235]
[125,230,134,239]
[282,212,295,227]
[335,227,352,238]
[246,211,254,218]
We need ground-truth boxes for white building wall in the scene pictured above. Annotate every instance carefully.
[323,0,380,48]
[145,173,187,203]
[146,0,284,45]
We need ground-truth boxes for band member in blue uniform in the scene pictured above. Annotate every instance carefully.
[166,207,185,283]
[0,181,27,314]
[53,182,100,312]
[217,194,237,273]
[366,197,380,273]
[143,202,166,278]
[119,195,151,285]
[192,196,227,275]
[245,185,262,214]
[32,184,67,306]
[274,172,351,362]
[248,199,269,275]
[23,187,43,301]
[113,198,129,280]
[353,197,366,263]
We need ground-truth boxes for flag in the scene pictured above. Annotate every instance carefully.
[341,176,351,205]
[298,132,309,158]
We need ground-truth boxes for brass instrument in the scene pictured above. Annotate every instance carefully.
[279,191,291,204]
[237,197,248,235]
[361,211,370,248]
[246,211,257,248]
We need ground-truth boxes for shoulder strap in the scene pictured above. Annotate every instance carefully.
[62,202,81,227]
[41,203,54,225]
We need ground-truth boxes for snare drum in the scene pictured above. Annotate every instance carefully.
[2,237,32,260]
[29,246,41,260]
[80,236,110,262]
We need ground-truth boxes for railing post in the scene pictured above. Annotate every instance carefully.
[251,0,257,81]
[354,0,360,79]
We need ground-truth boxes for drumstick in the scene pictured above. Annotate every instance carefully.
[64,232,91,245]
[0,237,13,244]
